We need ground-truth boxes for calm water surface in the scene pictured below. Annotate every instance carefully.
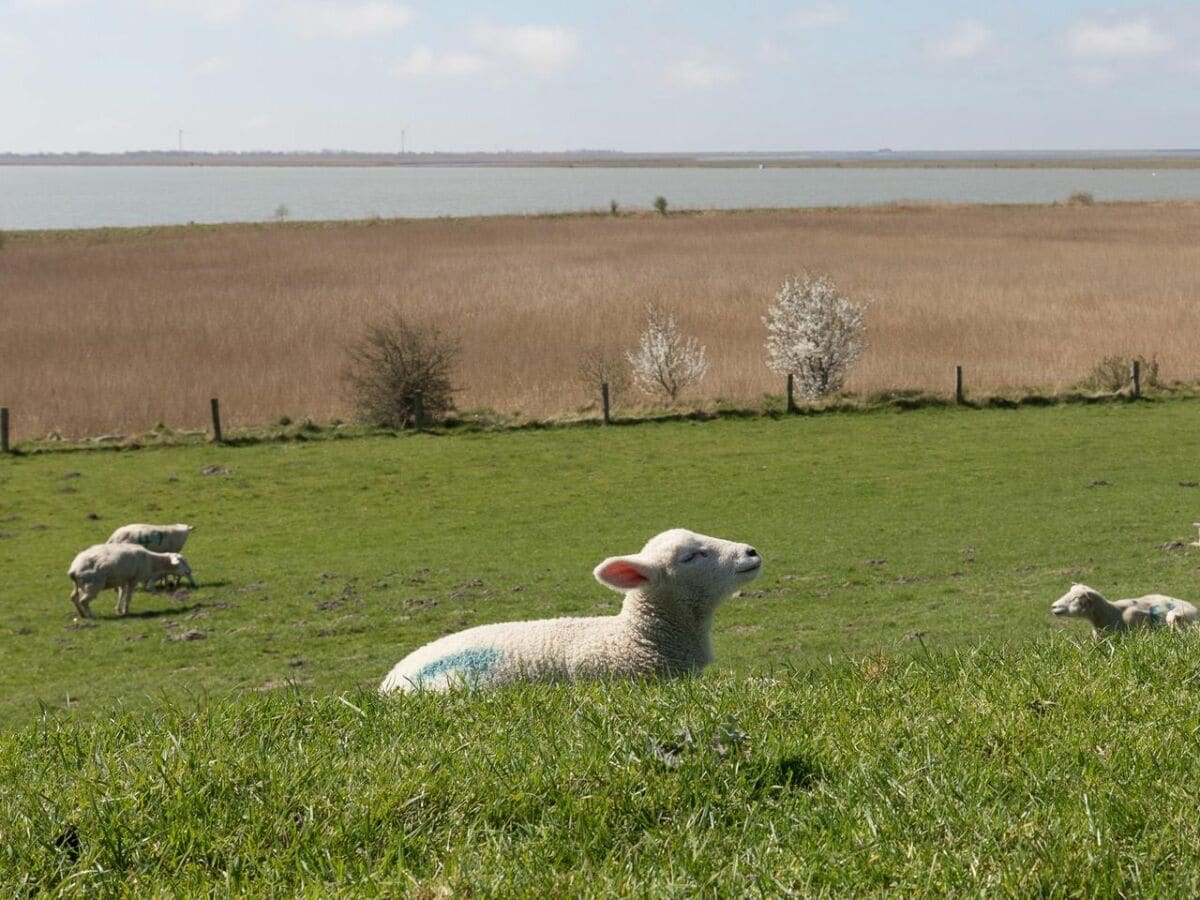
[3,165,1200,230]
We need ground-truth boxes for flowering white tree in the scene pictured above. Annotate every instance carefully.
[764,273,867,399]
[627,303,708,402]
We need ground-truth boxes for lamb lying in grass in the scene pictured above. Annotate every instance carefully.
[1050,583,1199,639]
[106,523,197,589]
[68,543,193,618]
[380,528,762,693]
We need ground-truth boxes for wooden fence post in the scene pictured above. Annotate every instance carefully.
[601,382,611,425]
[1131,360,1141,399]
[413,392,425,430]
[1,407,8,453]
[210,398,223,443]
[786,374,796,414]
[955,366,965,405]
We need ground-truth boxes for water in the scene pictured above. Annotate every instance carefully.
[2,164,1199,230]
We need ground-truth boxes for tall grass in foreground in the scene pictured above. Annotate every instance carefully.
[3,203,1200,439]
[4,633,1200,894]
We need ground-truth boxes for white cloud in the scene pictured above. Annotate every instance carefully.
[393,21,578,80]
[663,58,737,90]
[0,30,28,55]
[469,22,578,77]
[191,55,232,76]
[151,0,243,23]
[286,1,413,38]
[787,1,848,29]
[392,46,488,78]
[1071,65,1117,87]
[12,0,80,8]
[756,39,789,64]
[925,19,993,62]
[1065,18,1172,59]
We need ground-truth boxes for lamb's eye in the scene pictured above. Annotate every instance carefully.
[680,550,707,563]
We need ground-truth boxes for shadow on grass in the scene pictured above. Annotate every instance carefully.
[120,603,205,620]
[144,579,233,591]
[752,752,825,797]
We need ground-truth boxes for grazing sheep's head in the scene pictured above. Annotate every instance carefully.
[593,528,761,614]
[1051,583,1101,618]
[168,553,192,579]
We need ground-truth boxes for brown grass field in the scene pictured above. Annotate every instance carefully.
[3,202,1200,440]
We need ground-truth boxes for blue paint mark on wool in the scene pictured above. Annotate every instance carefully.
[416,647,502,682]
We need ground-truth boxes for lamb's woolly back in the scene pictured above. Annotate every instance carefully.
[380,528,762,693]
[106,523,193,553]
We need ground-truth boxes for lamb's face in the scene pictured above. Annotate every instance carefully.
[594,528,762,613]
[168,554,192,579]
[1051,584,1096,618]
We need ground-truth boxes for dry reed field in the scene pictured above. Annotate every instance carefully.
[3,202,1200,440]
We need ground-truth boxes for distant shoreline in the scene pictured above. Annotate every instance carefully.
[4,150,1200,169]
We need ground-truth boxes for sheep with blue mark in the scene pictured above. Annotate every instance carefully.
[107,523,197,589]
[1051,583,1199,640]
[379,528,762,693]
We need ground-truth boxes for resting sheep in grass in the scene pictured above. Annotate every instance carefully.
[1050,583,1199,640]
[106,523,197,589]
[380,528,762,693]
[68,543,193,618]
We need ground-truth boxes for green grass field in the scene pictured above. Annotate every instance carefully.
[4,402,1200,892]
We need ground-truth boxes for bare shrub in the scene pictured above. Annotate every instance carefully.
[1080,354,1160,393]
[344,314,458,428]
[1067,191,1095,206]
[577,347,630,405]
[654,196,668,216]
[627,303,707,402]
[764,273,868,399]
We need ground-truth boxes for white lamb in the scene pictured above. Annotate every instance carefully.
[1050,583,1199,639]
[380,528,762,693]
[106,523,197,588]
[68,543,193,618]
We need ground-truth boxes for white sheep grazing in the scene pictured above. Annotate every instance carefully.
[68,543,193,618]
[380,528,762,693]
[1050,583,1199,639]
[106,523,197,588]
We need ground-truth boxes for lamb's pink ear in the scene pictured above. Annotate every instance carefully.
[594,556,653,592]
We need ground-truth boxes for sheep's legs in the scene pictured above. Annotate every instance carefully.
[77,587,97,619]
[116,583,134,616]
[69,584,90,619]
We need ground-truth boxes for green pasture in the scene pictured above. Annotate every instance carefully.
[2,401,1199,728]
[6,638,1200,894]
[5,402,1200,893]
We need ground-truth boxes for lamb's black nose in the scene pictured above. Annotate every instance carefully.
[746,547,759,558]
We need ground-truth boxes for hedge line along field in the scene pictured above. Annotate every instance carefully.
[5,201,1200,440]
[7,639,1200,894]
[3,401,1200,732]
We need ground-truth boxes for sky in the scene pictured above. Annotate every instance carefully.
[1,0,1198,154]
